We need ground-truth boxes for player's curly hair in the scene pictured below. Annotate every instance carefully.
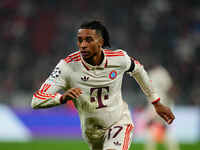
[80,20,111,48]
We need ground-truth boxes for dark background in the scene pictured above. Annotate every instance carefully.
[0,0,199,108]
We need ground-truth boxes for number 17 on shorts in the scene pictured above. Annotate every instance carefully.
[104,124,134,150]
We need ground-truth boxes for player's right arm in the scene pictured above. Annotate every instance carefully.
[31,60,76,109]
[124,54,175,124]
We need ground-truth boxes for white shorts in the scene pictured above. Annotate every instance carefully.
[103,123,134,150]
[86,122,134,150]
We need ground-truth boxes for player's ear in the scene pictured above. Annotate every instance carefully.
[99,38,104,48]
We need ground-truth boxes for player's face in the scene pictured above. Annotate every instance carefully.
[77,29,103,61]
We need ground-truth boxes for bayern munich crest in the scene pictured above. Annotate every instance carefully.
[109,70,117,80]
[50,67,61,78]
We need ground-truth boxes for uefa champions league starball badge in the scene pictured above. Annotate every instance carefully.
[109,70,117,80]
[50,67,61,78]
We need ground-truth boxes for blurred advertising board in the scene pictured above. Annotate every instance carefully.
[0,104,199,142]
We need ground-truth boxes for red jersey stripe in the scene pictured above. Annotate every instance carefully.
[105,53,124,55]
[106,54,124,57]
[36,91,53,98]
[65,56,81,63]
[73,58,81,61]
[65,55,80,61]
[41,84,51,93]
[33,93,47,100]
[64,51,80,62]
[122,124,134,150]
[65,51,80,59]
[36,90,57,98]
[34,91,58,101]
[68,51,80,57]
[104,52,124,55]
[71,55,80,60]
[104,49,112,52]
[105,51,123,53]
[152,98,160,104]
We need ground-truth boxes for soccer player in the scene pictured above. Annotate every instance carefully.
[144,65,179,150]
[31,20,175,150]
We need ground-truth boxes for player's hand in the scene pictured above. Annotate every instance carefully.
[61,88,82,103]
[153,102,175,124]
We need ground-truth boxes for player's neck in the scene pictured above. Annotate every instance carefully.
[85,50,104,66]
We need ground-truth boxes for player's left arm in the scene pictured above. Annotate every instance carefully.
[126,56,175,124]
[31,60,68,109]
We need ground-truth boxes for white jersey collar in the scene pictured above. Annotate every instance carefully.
[80,49,108,70]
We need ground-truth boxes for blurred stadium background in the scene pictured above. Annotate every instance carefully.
[0,0,200,150]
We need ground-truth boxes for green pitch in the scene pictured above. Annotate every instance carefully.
[0,140,199,150]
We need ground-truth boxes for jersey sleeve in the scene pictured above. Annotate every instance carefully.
[31,59,68,109]
[119,50,132,71]
[127,58,160,103]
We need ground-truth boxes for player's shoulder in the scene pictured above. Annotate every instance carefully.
[104,49,128,57]
[63,50,81,64]
[55,50,81,69]
[104,49,131,70]
[104,49,130,63]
